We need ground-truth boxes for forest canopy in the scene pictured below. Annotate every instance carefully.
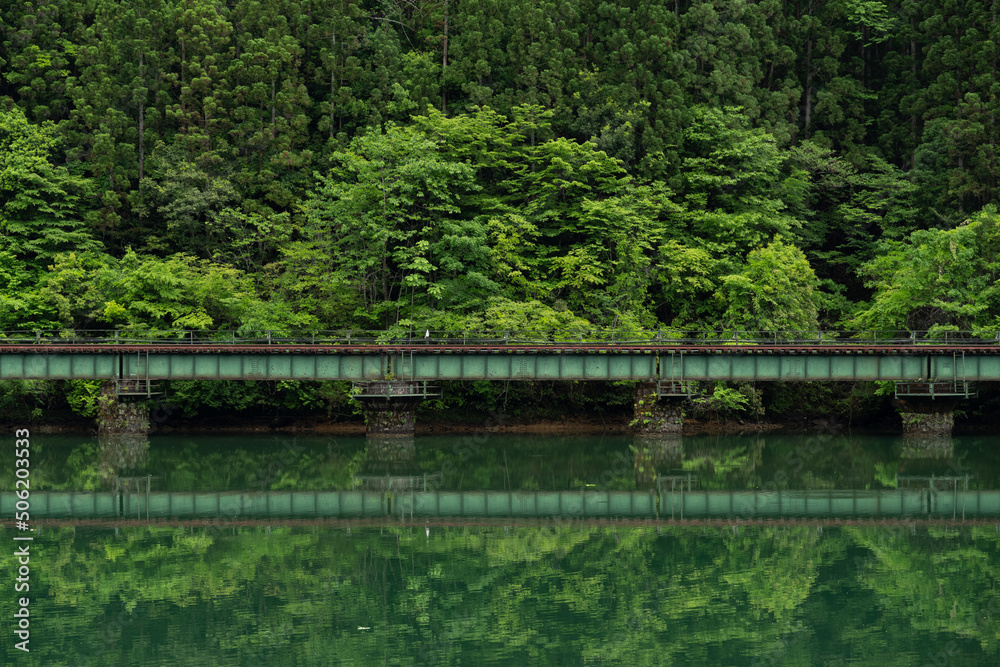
[2,0,1000,336]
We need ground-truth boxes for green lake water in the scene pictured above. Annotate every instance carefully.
[2,431,1000,665]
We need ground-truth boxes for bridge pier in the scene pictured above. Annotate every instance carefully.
[355,382,426,488]
[632,382,684,434]
[354,381,439,438]
[896,398,956,437]
[97,381,151,437]
[96,382,150,487]
[362,403,417,437]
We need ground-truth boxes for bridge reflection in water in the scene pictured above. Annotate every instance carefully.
[7,486,999,520]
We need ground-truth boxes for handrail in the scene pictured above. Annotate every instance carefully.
[0,328,999,346]
[0,328,994,345]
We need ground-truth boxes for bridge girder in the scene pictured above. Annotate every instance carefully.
[0,347,997,382]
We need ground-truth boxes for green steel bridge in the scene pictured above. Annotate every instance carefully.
[4,487,998,520]
[1,330,999,391]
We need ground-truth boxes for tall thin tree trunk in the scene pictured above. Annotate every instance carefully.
[271,80,277,139]
[139,100,145,180]
[180,39,187,142]
[138,51,145,180]
[804,38,813,137]
[992,1,997,158]
[330,30,337,139]
[441,0,449,112]
[911,20,918,169]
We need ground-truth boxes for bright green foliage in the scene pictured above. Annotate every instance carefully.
[0,250,55,328]
[850,206,1000,331]
[679,106,798,250]
[716,239,822,332]
[297,122,483,327]
[478,297,592,336]
[64,379,102,417]
[691,383,758,420]
[26,249,301,331]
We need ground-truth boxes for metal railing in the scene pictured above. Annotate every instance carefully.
[351,381,440,399]
[1,329,999,346]
[894,382,977,399]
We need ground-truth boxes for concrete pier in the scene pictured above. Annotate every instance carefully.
[95,382,151,486]
[633,382,684,434]
[362,403,417,436]
[354,381,438,437]
[97,381,150,436]
[896,399,955,437]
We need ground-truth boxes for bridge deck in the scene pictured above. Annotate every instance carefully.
[1,343,998,381]
[5,488,999,519]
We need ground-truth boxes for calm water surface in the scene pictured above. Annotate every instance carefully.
[5,431,1000,492]
[2,431,999,665]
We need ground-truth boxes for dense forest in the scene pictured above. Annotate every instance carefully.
[2,0,1000,419]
